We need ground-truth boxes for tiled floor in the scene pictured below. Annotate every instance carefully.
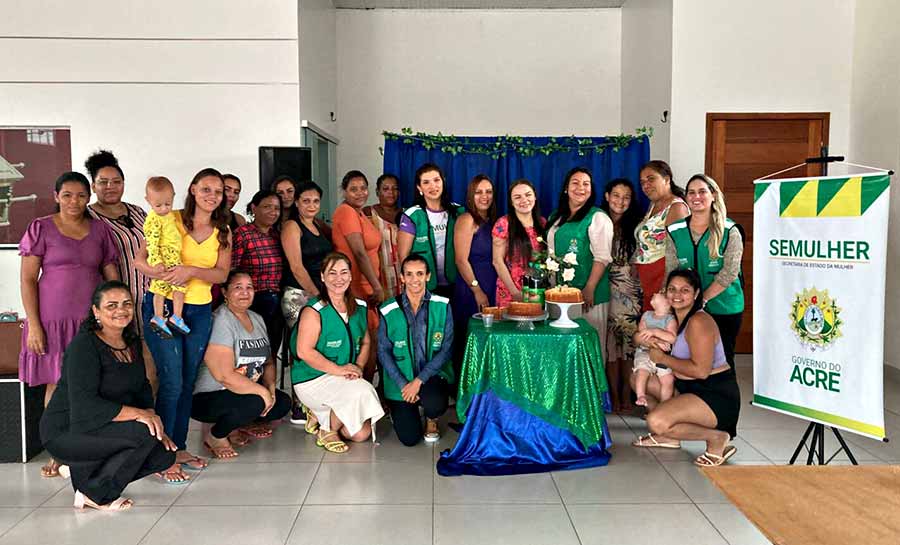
[2,357,898,545]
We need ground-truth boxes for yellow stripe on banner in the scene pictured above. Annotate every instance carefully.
[819,176,862,217]
[780,181,818,217]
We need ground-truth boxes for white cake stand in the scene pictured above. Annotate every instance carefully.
[547,301,580,328]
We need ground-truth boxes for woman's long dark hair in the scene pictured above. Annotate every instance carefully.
[506,179,543,265]
[600,178,643,262]
[318,252,357,316]
[641,160,685,199]
[464,174,497,227]
[548,167,595,230]
[81,281,140,345]
[666,268,704,335]
[183,167,230,249]
[413,163,459,218]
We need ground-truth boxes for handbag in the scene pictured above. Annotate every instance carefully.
[281,287,310,328]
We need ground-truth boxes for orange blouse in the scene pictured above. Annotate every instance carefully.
[331,202,382,298]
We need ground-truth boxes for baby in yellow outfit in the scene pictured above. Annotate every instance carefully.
[144,176,190,338]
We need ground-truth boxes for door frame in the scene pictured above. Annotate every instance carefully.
[705,112,831,181]
[703,112,831,354]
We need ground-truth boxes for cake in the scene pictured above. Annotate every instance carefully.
[482,306,505,320]
[507,302,544,317]
[545,286,583,303]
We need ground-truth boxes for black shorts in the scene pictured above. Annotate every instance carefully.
[675,370,741,438]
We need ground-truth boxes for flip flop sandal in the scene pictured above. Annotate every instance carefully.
[694,445,737,467]
[631,433,681,449]
[316,431,348,454]
[204,441,239,459]
[74,491,133,511]
[241,424,273,439]
[179,454,209,471]
[156,469,191,485]
[229,432,252,447]
[40,462,61,478]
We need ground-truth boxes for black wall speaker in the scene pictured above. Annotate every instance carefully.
[258,147,312,191]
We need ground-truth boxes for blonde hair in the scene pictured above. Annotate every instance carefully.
[145,176,174,194]
[687,174,727,259]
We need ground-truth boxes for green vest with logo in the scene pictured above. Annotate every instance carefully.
[550,207,611,304]
[290,297,368,384]
[378,294,454,401]
[404,204,465,290]
[667,217,744,315]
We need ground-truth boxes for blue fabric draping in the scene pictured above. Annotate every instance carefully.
[383,135,650,215]
[436,391,612,477]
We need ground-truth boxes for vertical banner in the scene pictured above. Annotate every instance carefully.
[753,172,891,440]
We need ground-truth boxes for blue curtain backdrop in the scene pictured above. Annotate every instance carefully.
[382,135,650,215]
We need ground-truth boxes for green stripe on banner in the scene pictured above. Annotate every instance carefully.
[753,394,885,438]
[861,174,891,215]
[754,182,771,203]
[815,177,846,215]
[779,180,808,215]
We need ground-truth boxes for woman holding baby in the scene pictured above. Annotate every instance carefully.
[630,269,741,467]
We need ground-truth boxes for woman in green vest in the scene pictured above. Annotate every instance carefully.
[377,254,455,446]
[546,167,614,362]
[290,252,385,454]
[397,163,464,298]
[665,174,744,366]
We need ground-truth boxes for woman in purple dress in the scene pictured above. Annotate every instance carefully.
[452,175,498,373]
[19,171,120,478]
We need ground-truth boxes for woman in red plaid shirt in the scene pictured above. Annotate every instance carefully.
[231,190,285,375]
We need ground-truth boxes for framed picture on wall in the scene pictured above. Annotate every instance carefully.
[0,127,72,248]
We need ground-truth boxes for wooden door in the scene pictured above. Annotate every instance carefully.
[705,112,830,353]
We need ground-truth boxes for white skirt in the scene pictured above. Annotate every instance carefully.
[293,374,385,436]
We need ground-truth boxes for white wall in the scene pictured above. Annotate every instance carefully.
[621,0,672,162]
[848,0,900,371]
[336,8,623,184]
[300,0,339,132]
[0,0,301,314]
[668,0,855,180]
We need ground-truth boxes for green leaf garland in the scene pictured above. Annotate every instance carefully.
[382,127,653,157]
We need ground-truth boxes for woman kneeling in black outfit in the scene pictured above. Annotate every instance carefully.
[630,269,741,467]
[40,281,177,511]
[191,270,291,458]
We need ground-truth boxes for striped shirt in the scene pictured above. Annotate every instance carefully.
[88,202,149,331]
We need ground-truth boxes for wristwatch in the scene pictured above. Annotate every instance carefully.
[470,279,479,287]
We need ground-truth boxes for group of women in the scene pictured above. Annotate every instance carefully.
[19,149,746,510]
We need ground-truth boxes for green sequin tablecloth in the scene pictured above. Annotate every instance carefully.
[457,317,609,448]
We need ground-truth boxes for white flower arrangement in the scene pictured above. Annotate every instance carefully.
[544,252,578,287]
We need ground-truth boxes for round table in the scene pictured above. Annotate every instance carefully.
[436,317,612,476]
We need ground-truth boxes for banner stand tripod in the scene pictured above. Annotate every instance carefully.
[785,148,859,466]
[788,421,858,465]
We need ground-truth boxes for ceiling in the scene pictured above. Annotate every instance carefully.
[332,1,626,8]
